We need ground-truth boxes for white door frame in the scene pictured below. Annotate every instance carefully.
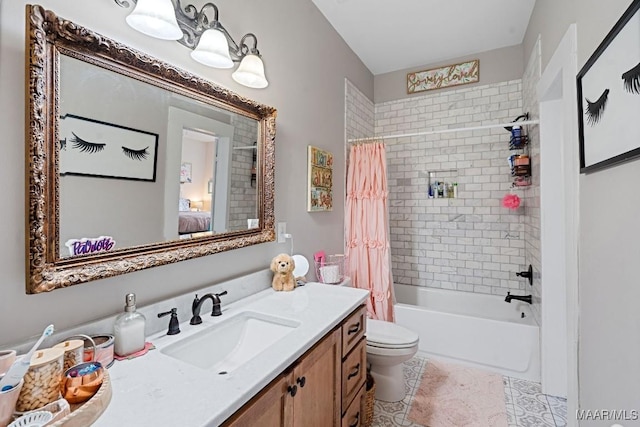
[537,23,579,420]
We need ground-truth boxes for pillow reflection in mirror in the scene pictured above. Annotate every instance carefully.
[179,198,190,212]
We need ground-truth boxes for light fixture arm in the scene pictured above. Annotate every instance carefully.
[114,0,261,62]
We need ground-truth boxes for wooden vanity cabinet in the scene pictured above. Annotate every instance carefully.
[221,374,292,426]
[223,305,366,427]
[340,305,367,425]
[290,328,341,426]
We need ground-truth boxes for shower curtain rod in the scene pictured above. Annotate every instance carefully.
[347,119,540,143]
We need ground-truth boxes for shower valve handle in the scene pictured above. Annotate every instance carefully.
[516,264,533,286]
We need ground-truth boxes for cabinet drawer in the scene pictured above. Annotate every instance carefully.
[342,338,366,413]
[341,305,366,356]
[341,384,364,427]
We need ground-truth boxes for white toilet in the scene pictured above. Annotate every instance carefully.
[332,276,420,402]
[366,318,419,402]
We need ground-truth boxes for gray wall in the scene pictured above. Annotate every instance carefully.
[0,0,372,346]
[524,0,640,423]
[374,45,524,104]
[58,56,168,252]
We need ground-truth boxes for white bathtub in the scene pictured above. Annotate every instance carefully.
[394,283,540,382]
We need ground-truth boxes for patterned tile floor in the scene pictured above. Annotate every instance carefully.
[372,354,567,427]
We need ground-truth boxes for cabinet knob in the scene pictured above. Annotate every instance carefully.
[347,363,361,380]
[296,376,306,388]
[348,412,360,427]
[287,384,298,397]
[347,322,360,335]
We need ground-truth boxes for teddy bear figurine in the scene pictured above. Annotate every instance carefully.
[270,253,296,291]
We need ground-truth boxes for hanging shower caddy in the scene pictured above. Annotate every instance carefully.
[506,113,531,187]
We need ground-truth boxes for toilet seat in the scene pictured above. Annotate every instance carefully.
[366,342,418,358]
[366,319,419,349]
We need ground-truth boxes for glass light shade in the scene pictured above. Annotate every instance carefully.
[190,29,234,69]
[232,54,268,88]
[125,0,182,41]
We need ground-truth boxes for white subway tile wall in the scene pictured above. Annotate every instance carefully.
[376,79,528,295]
[345,79,375,142]
[522,40,542,324]
[229,115,258,231]
[344,77,540,300]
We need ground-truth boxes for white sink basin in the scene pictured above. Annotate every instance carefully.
[161,311,300,372]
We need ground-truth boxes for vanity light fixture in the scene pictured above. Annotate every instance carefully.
[114,0,268,88]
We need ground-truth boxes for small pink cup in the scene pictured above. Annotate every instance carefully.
[0,379,24,427]
[0,351,16,377]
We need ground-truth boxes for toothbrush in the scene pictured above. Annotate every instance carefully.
[0,324,54,391]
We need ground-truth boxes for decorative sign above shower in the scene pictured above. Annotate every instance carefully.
[407,59,480,94]
[307,145,333,212]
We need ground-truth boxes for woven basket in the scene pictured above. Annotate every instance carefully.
[362,374,376,427]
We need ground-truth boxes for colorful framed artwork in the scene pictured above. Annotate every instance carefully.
[307,145,333,212]
[180,162,192,183]
[59,114,158,181]
[577,0,640,173]
[407,59,479,94]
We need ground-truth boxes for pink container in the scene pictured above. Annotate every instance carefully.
[0,351,16,377]
[0,379,24,427]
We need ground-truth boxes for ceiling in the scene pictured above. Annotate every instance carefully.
[312,0,537,75]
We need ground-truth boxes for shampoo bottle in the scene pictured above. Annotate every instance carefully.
[114,293,146,357]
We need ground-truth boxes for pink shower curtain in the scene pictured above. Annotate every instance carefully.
[345,142,395,322]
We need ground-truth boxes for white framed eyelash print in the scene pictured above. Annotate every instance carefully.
[577,0,640,173]
[59,114,159,181]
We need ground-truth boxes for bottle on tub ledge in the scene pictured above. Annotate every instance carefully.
[114,293,146,357]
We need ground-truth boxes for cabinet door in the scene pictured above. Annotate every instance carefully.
[341,338,366,413]
[341,305,366,356]
[223,373,293,427]
[292,328,341,427]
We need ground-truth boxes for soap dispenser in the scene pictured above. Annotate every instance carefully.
[114,293,146,357]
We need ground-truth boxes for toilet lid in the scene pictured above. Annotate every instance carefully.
[366,319,419,349]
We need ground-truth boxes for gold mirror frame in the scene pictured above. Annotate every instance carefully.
[25,5,276,294]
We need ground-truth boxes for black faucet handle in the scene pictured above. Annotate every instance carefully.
[211,290,227,317]
[515,264,534,286]
[158,308,181,335]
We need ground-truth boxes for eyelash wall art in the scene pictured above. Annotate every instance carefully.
[122,146,149,161]
[70,132,106,153]
[622,62,640,94]
[585,88,609,125]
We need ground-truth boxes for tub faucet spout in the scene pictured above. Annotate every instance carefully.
[504,292,532,304]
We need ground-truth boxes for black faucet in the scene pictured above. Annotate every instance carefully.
[504,292,532,304]
[190,291,228,325]
[157,308,180,335]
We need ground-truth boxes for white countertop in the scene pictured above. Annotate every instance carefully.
[92,283,368,427]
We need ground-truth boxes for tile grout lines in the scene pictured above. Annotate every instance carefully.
[404,356,428,422]
[504,376,518,427]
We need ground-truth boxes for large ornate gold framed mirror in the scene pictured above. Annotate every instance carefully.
[25,5,276,294]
